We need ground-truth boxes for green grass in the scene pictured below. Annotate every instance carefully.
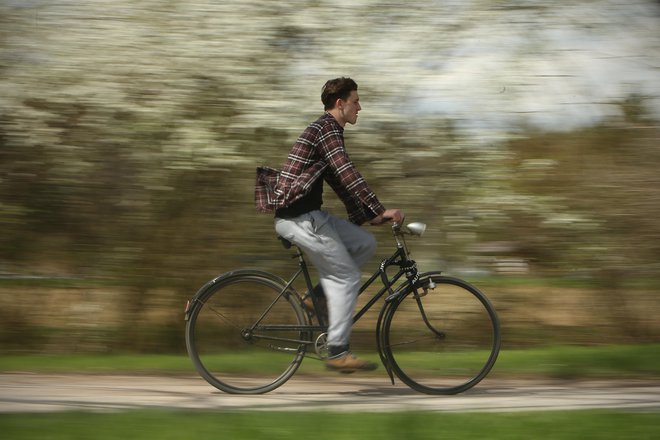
[0,353,193,374]
[493,344,660,378]
[1,344,659,378]
[1,410,660,439]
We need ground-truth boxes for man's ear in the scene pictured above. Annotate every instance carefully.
[334,98,344,110]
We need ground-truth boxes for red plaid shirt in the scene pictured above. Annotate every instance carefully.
[255,113,386,225]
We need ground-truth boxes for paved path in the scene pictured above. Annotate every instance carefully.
[1,374,659,413]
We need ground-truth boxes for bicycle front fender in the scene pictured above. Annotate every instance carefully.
[414,271,444,288]
[376,296,397,385]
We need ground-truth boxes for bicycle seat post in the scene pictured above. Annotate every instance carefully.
[294,246,305,264]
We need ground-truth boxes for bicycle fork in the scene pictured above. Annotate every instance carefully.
[377,276,441,385]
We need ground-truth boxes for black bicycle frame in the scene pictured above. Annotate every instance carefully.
[251,244,417,339]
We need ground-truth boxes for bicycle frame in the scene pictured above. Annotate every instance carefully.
[251,224,422,341]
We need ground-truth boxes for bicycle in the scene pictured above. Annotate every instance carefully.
[184,221,501,395]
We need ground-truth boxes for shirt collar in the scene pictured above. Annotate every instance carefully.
[323,111,344,132]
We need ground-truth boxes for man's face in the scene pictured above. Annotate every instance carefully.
[340,90,361,125]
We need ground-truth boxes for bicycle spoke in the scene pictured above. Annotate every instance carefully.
[386,334,444,348]
[203,302,243,331]
[185,272,309,394]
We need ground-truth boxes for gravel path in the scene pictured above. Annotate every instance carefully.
[2,374,660,413]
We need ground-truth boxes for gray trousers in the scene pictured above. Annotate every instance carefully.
[275,210,377,348]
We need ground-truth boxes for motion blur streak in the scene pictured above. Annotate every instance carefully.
[1,1,659,353]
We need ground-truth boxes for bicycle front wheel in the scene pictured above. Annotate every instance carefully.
[382,274,500,394]
[185,270,310,394]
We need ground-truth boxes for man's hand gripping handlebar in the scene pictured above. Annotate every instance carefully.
[370,208,404,226]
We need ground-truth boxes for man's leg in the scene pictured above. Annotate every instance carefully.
[317,212,376,351]
[325,213,377,268]
[276,211,364,347]
[274,211,377,371]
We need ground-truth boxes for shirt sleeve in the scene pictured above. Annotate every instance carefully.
[316,122,386,224]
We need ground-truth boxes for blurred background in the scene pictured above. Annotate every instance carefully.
[1,0,659,354]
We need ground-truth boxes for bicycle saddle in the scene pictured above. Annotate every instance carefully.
[278,236,293,249]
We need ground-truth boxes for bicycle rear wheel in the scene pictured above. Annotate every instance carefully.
[382,274,500,394]
[185,270,310,394]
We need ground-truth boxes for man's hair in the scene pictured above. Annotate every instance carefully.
[321,77,358,110]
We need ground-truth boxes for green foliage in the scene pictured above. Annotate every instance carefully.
[1,1,659,352]
[493,344,660,379]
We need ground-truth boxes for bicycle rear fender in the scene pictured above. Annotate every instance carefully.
[184,269,296,321]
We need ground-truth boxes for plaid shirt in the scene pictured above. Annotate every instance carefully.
[255,113,386,225]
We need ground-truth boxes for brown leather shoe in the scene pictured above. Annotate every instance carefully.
[326,352,378,373]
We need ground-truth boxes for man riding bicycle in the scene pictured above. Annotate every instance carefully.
[255,77,403,373]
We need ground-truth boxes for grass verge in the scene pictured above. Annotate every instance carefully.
[1,344,659,378]
[2,410,660,439]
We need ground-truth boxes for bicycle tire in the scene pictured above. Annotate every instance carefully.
[185,270,310,394]
[382,273,500,395]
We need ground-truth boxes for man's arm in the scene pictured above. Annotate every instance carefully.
[316,124,386,224]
